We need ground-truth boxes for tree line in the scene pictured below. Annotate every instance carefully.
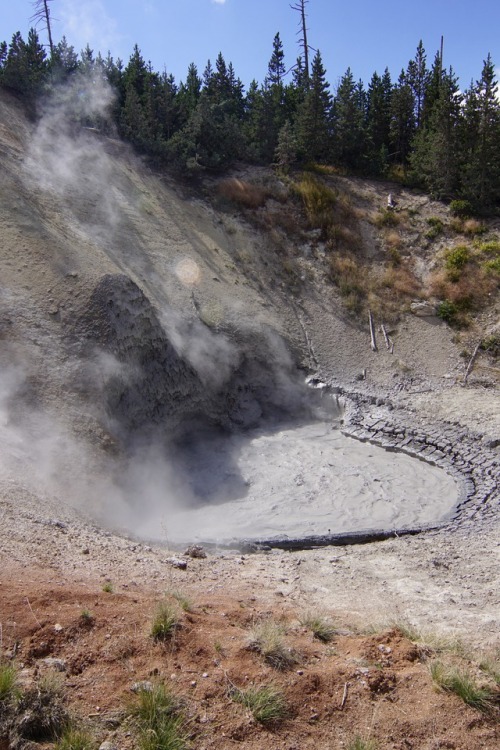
[1,27,499,210]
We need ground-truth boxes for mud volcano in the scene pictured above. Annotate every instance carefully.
[81,275,459,547]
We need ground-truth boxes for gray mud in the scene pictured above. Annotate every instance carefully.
[135,421,459,544]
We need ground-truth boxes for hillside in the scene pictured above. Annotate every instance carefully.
[0,89,499,749]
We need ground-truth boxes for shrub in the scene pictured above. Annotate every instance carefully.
[102,582,113,593]
[477,239,500,256]
[430,661,497,712]
[445,245,469,272]
[16,674,68,741]
[437,300,459,325]
[484,257,500,276]
[480,335,500,357]
[449,199,473,218]
[248,619,297,670]
[127,683,188,750]
[300,613,337,643]
[373,209,400,228]
[426,216,445,239]
[230,684,288,724]
[151,601,181,642]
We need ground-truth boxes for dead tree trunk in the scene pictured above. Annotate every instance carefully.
[31,0,55,58]
[463,341,481,385]
[290,0,310,84]
[369,310,378,352]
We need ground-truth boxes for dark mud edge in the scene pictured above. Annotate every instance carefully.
[237,388,499,552]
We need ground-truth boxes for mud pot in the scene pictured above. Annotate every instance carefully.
[133,420,459,546]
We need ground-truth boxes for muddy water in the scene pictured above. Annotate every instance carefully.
[145,422,459,544]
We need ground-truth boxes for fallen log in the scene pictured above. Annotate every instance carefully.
[380,323,394,353]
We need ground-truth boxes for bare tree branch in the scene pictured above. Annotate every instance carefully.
[290,0,312,84]
[30,0,55,58]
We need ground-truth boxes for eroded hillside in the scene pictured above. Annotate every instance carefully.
[0,89,499,750]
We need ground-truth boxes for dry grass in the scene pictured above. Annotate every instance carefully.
[380,266,421,299]
[217,178,268,209]
[430,661,497,713]
[292,173,337,229]
[230,684,289,725]
[247,619,297,671]
[329,255,367,312]
[385,230,402,251]
[462,219,485,236]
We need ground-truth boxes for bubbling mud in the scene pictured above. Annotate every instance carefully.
[137,421,459,544]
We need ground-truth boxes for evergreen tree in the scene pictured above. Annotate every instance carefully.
[461,55,500,208]
[50,36,79,81]
[274,120,297,172]
[406,40,428,128]
[421,51,443,128]
[365,69,392,174]
[177,62,201,127]
[1,29,47,108]
[267,32,286,87]
[296,50,332,162]
[410,67,462,198]
[331,66,365,169]
[389,70,415,166]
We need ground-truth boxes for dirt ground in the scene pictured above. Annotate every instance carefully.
[0,90,499,748]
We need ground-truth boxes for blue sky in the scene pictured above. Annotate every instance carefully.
[2,1,499,92]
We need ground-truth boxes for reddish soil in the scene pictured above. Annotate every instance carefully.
[1,559,498,750]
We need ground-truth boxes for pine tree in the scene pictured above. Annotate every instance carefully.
[177,62,201,127]
[1,29,47,108]
[331,66,364,169]
[51,36,79,81]
[267,32,286,87]
[365,69,392,174]
[410,67,462,198]
[406,40,428,128]
[389,70,415,166]
[461,55,500,208]
[274,120,297,172]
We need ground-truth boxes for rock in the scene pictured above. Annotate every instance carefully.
[184,545,207,559]
[131,681,153,693]
[166,557,187,570]
[410,301,438,317]
[99,742,118,750]
[41,657,66,672]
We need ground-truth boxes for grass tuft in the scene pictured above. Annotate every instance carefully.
[348,738,378,750]
[151,601,181,642]
[170,591,193,613]
[248,619,297,670]
[430,661,497,712]
[128,683,188,750]
[55,728,95,750]
[0,660,20,702]
[300,613,337,643]
[230,684,288,725]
